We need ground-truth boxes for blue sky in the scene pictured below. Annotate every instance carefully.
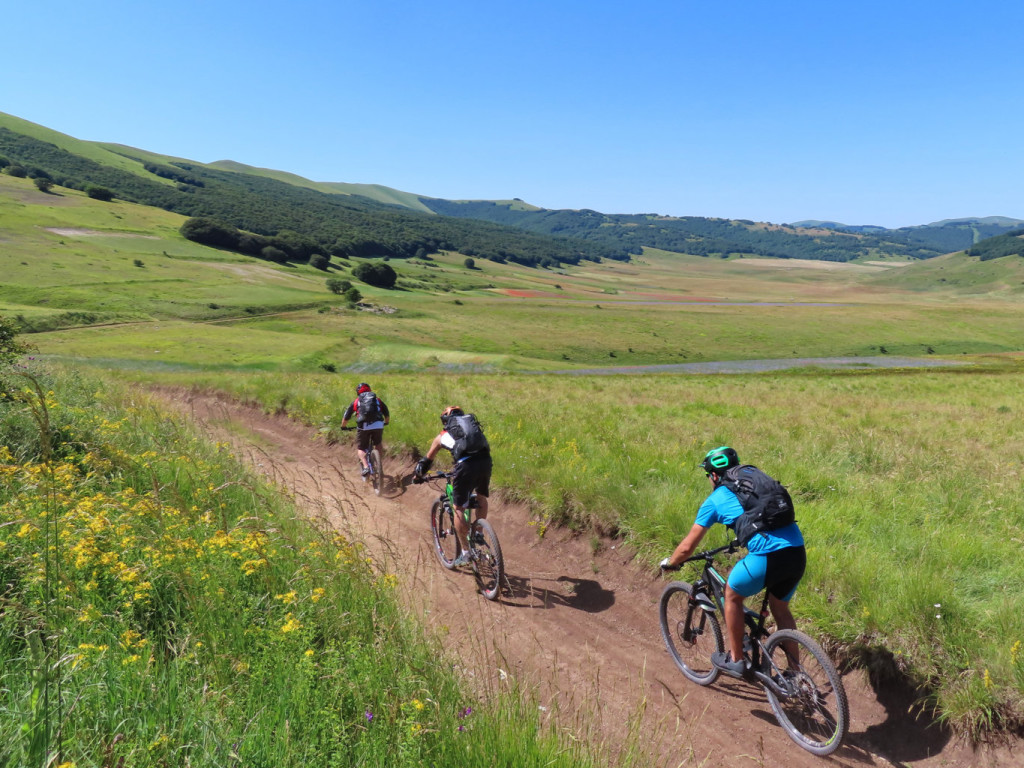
[3,0,1021,228]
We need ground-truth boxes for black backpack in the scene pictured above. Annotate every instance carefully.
[446,413,489,461]
[720,464,795,547]
[356,391,382,424]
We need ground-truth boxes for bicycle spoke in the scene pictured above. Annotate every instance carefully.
[471,520,503,601]
[762,629,848,755]
[659,583,723,686]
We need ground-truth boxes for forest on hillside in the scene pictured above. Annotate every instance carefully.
[965,228,1024,260]
[0,128,629,268]
[421,200,1020,262]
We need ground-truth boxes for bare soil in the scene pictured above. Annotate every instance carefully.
[160,389,1018,768]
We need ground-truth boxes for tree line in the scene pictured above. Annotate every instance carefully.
[422,200,955,261]
[0,128,628,269]
[965,229,1024,260]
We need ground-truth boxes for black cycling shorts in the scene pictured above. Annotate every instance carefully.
[356,428,383,452]
[728,545,806,601]
[451,452,492,509]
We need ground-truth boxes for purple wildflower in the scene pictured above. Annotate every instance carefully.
[459,706,473,718]
[365,710,374,723]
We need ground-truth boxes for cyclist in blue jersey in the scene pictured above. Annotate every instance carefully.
[660,446,806,678]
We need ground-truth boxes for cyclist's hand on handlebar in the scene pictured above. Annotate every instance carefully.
[659,557,680,572]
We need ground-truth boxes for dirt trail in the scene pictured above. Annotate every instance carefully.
[162,389,1011,768]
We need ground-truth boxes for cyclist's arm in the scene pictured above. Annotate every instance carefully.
[424,431,451,461]
[380,400,390,424]
[340,401,356,427]
[665,523,709,568]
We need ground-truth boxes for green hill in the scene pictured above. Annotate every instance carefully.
[419,199,953,262]
[206,159,435,212]
[11,110,1022,268]
[0,112,627,269]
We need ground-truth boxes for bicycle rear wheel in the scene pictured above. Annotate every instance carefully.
[659,582,724,686]
[368,448,383,495]
[470,519,503,601]
[430,500,460,570]
[761,628,849,756]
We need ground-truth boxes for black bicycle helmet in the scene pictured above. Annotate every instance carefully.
[356,382,371,394]
[700,446,739,475]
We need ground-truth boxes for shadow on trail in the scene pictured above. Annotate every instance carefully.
[500,573,616,613]
[844,652,955,765]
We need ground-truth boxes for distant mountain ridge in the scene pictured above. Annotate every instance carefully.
[1,110,1020,265]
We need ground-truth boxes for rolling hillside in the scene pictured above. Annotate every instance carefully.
[5,110,1020,268]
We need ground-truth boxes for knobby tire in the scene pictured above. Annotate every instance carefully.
[659,582,724,686]
[470,519,503,601]
[368,448,383,495]
[430,500,460,570]
[761,628,849,756]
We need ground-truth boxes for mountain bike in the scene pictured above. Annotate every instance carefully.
[659,540,848,755]
[340,426,384,495]
[414,470,504,601]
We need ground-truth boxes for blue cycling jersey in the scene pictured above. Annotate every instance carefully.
[694,485,804,554]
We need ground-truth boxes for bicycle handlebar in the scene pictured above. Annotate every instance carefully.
[682,539,740,564]
[411,470,453,485]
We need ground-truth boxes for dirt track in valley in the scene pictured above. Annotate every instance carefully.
[160,389,1015,768]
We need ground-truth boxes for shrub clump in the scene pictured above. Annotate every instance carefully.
[352,261,397,289]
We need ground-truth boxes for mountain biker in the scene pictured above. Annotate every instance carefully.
[340,383,390,479]
[660,446,805,678]
[414,406,492,567]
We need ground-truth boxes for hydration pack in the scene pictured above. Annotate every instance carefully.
[356,391,383,424]
[720,464,795,547]
[446,413,489,461]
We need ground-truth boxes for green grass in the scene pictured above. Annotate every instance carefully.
[133,362,1024,737]
[4,172,1023,373]
[0,368,625,767]
[5,167,1024,738]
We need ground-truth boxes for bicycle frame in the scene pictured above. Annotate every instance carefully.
[684,544,792,698]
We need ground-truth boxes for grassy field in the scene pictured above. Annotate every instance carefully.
[3,173,1023,374]
[134,362,1024,736]
[4,169,1024,738]
[0,368,626,767]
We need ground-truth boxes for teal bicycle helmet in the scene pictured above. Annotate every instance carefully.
[700,446,739,475]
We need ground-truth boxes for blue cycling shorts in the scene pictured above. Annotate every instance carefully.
[727,546,806,601]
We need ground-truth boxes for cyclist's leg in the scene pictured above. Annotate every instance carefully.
[356,429,371,471]
[723,586,746,663]
[726,553,770,663]
[765,546,807,664]
[466,453,492,520]
[450,465,473,549]
[452,506,470,548]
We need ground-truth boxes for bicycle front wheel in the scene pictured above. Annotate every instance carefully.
[659,582,723,686]
[470,519,504,601]
[761,628,849,756]
[430,500,460,570]
[368,448,383,495]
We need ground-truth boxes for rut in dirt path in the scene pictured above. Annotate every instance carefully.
[163,389,997,768]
